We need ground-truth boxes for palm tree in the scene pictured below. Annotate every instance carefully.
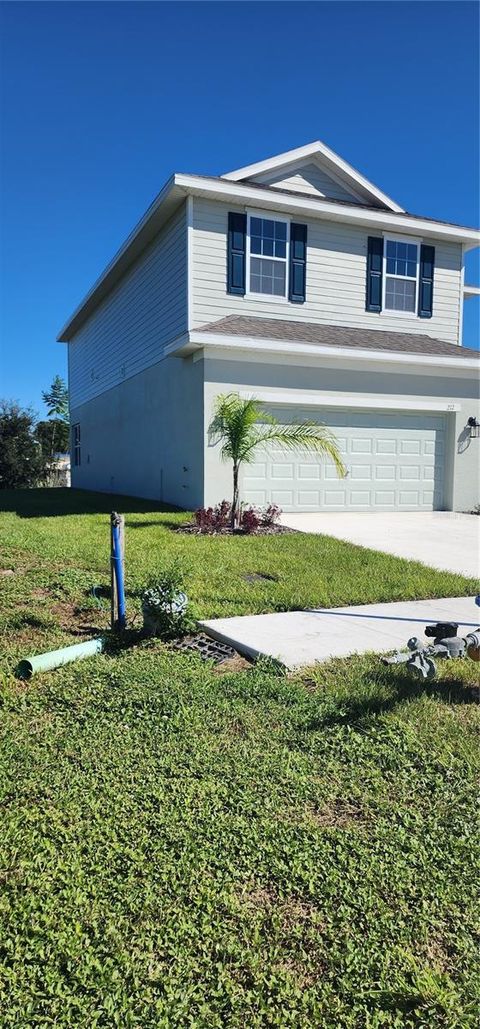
[210,393,347,529]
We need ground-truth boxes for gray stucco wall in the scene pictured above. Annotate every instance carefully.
[70,355,204,509]
[202,354,480,513]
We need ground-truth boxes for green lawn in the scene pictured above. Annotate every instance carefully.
[0,489,479,1027]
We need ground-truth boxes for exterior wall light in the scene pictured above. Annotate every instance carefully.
[467,416,479,439]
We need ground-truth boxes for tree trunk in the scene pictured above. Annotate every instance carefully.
[231,463,239,530]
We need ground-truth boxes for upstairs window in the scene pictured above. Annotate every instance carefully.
[248,215,288,297]
[384,239,419,313]
[72,423,81,467]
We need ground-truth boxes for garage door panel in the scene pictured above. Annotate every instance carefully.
[324,490,347,506]
[271,462,294,479]
[350,491,371,506]
[298,463,321,480]
[350,438,373,454]
[244,490,268,506]
[399,491,421,506]
[376,465,396,480]
[399,440,421,455]
[241,407,446,512]
[271,491,295,506]
[376,439,396,455]
[375,491,396,506]
[298,491,321,507]
[351,465,372,480]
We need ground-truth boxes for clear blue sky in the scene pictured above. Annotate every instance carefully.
[1,1,478,416]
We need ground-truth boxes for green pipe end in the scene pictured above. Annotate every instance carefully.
[16,659,33,680]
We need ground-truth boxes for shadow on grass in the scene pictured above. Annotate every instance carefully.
[303,667,479,735]
[124,519,184,530]
[0,488,183,519]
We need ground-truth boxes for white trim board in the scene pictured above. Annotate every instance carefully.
[235,388,460,413]
[176,175,480,249]
[221,140,405,213]
[186,195,194,331]
[252,156,367,205]
[185,331,480,373]
[245,209,290,302]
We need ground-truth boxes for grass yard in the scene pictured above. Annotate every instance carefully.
[0,489,479,1027]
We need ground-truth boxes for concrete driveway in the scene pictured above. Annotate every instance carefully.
[279,511,480,579]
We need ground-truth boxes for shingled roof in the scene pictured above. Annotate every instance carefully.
[197,315,479,360]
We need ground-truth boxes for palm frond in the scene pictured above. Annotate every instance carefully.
[210,394,346,480]
[210,393,274,464]
[242,422,347,478]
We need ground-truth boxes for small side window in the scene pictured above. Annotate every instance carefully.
[72,423,81,467]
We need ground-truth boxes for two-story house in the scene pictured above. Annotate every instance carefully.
[58,141,480,513]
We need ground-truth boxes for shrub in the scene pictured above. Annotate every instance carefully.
[193,501,282,535]
[141,562,189,639]
[240,507,261,534]
[194,500,232,533]
[261,503,282,527]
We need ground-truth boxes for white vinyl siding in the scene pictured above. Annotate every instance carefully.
[68,204,187,407]
[252,162,364,204]
[192,198,462,344]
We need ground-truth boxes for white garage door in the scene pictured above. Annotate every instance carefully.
[242,407,446,512]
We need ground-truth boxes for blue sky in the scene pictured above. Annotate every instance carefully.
[0,1,478,415]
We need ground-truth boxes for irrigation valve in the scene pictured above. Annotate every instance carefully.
[382,620,480,680]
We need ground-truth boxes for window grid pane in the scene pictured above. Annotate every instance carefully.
[385,276,416,312]
[250,256,286,296]
[385,239,418,278]
[249,216,288,296]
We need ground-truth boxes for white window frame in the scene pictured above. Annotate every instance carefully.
[382,233,421,319]
[246,209,290,302]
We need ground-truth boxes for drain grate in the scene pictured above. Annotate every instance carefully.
[171,633,237,664]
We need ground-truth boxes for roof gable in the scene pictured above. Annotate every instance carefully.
[222,140,404,213]
[250,161,366,205]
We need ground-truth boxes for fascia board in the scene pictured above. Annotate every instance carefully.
[175,174,480,249]
[185,330,480,373]
[222,140,404,213]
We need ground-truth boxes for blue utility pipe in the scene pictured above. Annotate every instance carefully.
[112,519,126,628]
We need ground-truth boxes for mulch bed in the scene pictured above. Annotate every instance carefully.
[175,523,295,536]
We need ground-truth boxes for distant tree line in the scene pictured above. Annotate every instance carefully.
[0,376,70,489]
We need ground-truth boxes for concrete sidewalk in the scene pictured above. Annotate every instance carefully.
[279,512,480,580]
[200,596,479,669]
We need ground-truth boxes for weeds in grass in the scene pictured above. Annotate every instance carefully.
[0,490,478,1026]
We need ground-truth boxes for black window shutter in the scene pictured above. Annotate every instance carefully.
[418,244,435,318]
[227,212,246,295]
[366,236,384,312]
[289,223,307,303]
